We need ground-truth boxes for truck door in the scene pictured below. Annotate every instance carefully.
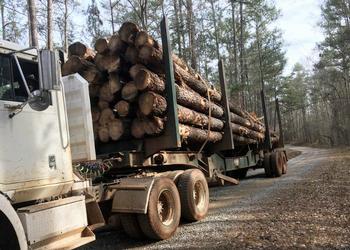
[0,53,73,193]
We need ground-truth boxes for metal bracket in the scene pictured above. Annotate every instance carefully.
[144,16,181,157]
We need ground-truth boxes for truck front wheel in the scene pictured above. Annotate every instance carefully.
[177,169,209,222]
[137,177,181,240]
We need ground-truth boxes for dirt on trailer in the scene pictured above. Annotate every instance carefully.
[79,146,350,249]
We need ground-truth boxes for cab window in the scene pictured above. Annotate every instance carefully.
[0,54,39,102]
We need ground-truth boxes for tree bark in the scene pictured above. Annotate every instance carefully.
[95,38,109,54]
[118,21,140,44]
[121,81,138,101]
[109,72,121,94]
[68,42,95,60]
[178,105,224,131]
[138,91,167,116]
[179,124,222,144]
[129,64,147,79]
[231,122,264,141]
[47,0,53,50]
[135,69,165,93]
[109,34,127,53]
[232,133,257,145]
[27,0,38,47]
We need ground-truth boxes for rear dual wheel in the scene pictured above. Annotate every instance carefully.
[177,169,209,222]
[264,151,285,177]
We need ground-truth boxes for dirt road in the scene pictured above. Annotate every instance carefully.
[80,146,350,249]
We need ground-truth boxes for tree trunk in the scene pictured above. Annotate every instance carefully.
[95,38,109,54]
[135,69,165,93]
[232,133,257,145]
[179,124,222,144]
[1,2,5,40]
[109,34,127,53]
[27,0,38,47]
[230,112,265,133]
[118,22,140,44]
[138,91,167,116]
[68,42,95,60]
[172,0,183,57]
[186,0,197,70]
[178,105,224,131]
[231,122,264,141]
[47,0,53,50]
[176,85,224,118]
[63,0,68,52]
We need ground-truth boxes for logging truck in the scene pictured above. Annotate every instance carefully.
[0,17,287,249]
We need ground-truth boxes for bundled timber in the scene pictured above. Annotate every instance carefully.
[62,21,280,149]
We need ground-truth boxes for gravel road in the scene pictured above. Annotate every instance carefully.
[80,146,350,249]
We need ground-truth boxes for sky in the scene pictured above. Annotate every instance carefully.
[275,0,325,73]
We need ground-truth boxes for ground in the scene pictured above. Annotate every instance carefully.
[79,146,350,249]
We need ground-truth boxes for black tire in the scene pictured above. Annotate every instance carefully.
[270,152,283,177]
[137,178,181,240]
[281,152,288,174]
[177,169,209,222]
[264,153,272,177]
[120,213,144,239]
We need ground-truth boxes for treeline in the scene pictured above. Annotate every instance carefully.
[0,0,348,146]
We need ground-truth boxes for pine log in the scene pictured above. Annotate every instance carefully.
[62,56,102,83]
[98,126,110,142]
[232,133,258,145]
[108,118,124,141]
[231,123,264,141]
[178,105,224,131]
[89,84,101,98]
[142,116,164,135]
[109,34,127,53]
[179,124,222,144]
[176,85,224,118]
[124,45,139,64]
[114,100,131,117]
[230,112,265,133]
[138,44,221,103]
[109,72,121,94]
[99,108,114,126]
[91,108,100,122]
[93,122,99,140]
[99,83,114,102]
[138,91,167,116]
[129,64,147,79]
[121,82,138,101]
[95,38,109,54]
[98,100,109,110]
[135,69,165,93]
[95,53,120,73]
[68,42,95,60]
[118,22,140,44]
[135,30,155,48]
[131,118,145,138]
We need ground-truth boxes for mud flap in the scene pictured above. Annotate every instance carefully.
[110,177,155,214]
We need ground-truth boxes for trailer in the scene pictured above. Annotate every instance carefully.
[62,17,288,241]
[0,16,287,248]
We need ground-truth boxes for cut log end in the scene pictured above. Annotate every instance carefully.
[95,38,109,54]
[121,81,138,101]
[118,22,140,44]
[138,91,167,116]
[115,100,130,117]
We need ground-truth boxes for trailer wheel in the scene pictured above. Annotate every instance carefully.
[137,178,181,240]
[264,153,273,177]
[121,213,144,239]
[177,169,209,222]
[270,152,283,177]
[281,152,288,174]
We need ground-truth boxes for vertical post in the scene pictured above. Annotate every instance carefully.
[210,59,234,152]
[261,89,272,150]
[275,98,284,147]
[144,16,181,157]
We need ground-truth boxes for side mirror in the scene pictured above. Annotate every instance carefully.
[39,49,61,91]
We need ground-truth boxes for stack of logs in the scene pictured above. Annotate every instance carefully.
[62,22,278,149]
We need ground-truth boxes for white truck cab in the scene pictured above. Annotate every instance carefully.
[0,40,95,249]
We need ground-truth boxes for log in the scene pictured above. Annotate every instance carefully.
[176,85,224,118]
[232,133,258,145]
[124,45,138,64]
[114,100,131,117]
[98,126,109,142]
[121,82,138,101]
[135,69,165,93]
[99,108,114,126]
[91,108,100,122]
[138,91,167,116]
[99,83,114,102]
[109,34,127,53]
[95,53,120,73]
[89,84,101,98]
[98,100,109,110]
[95,38,109,54]
[62,56,102,83]
[135,30,155,48]
[93,122,99,140]
[118,22,140,44]
[109,72,121,94]
[129,64,147,79]
[231,123,264,141]
[131,118,145,138]
[142,116,164,135]
[177,105,224,131]
[230,112,265,133]
[179,124,222,144]
[138,44,221,103]
[68,42,95,60]
[108,118,124,141]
